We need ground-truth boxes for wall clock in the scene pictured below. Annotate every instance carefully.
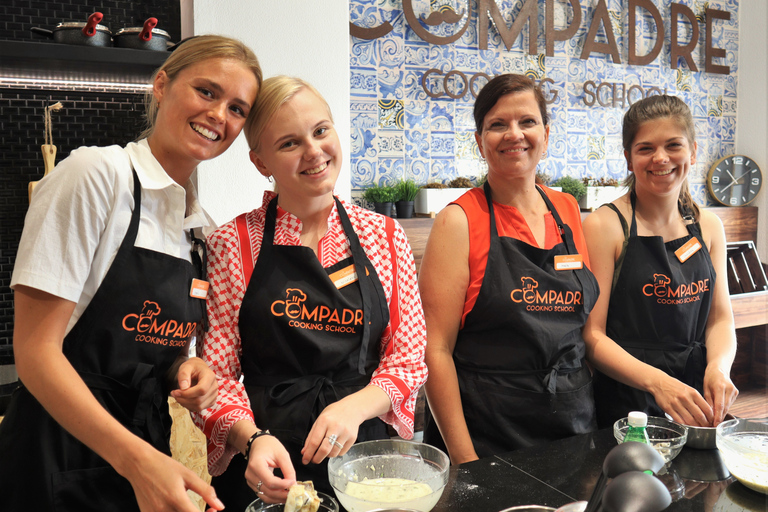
[706,155,763,206]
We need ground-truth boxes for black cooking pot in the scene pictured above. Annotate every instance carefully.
[30,12,112,47]
[114,18,171,51]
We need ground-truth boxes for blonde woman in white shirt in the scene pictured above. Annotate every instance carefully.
[0,35,261,512]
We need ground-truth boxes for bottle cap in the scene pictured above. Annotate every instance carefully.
[628,411,648,427]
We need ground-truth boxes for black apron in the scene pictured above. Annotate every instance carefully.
[593,197,714,428]
[212,197,390,509]
[425,183,598,457]
[0,170,205,511]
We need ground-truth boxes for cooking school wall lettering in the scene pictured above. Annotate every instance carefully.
[270,288,363,334]
[510,277,583,313]
[350,0,733,75]
[121,300,196,347]
[642,273,710,305]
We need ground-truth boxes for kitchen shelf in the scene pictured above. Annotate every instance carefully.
[0,40,169,85]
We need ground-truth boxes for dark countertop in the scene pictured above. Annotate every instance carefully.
[431,428,767,512]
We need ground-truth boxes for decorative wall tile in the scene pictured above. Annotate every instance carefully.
[350,0,740,200]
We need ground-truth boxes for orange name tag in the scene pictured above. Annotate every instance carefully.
[329,265,358,289]
[554,254,584,271]
[675,237,702,263]
[190,278,209,299]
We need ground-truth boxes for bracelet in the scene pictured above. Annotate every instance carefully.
[244,429,272,461]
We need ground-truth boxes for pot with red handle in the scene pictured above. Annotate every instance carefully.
[30,12,112,47]
[114,18,171,51]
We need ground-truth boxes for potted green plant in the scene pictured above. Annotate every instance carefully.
[394,179,419,219]
[415,177,474,216]
[362,184,397,217]
[551,176,587,202]
[579,177,626,211]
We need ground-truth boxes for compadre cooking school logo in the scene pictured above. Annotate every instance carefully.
[271,288,362,334]
[643,274,710,305]
[121,300,196,347]
[510,277,582,313]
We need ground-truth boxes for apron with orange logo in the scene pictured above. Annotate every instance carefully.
[211,197,390,506]
[593,197,714,428]
[0,170,205,511]
[426,183,598,457]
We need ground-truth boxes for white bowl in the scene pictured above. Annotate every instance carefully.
[327,439,449,512]
[613,415,688,463]
[716,418,768,494]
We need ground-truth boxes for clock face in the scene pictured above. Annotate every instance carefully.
[707,155,763,206]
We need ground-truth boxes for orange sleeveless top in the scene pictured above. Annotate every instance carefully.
[454,186,591,327]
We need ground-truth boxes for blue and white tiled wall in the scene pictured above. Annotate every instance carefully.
[349,0,739,206]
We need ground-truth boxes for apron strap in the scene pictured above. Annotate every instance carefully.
[79,363,170,450]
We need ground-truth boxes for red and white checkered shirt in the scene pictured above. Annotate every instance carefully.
[193,192,428,475]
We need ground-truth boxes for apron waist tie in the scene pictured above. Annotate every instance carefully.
[247,374,367,443]
[80,364,169,451]
[455,356,585,394]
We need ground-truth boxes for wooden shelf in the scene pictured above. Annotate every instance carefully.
[731,291,768,329]
[0,40,168,85]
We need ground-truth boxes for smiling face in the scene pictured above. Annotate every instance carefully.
[475,90,549,182]
[148,57,259,182]
[250,87,341,210]
[626,116,697,199]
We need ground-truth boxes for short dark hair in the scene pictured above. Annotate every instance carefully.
[473,74,549,133]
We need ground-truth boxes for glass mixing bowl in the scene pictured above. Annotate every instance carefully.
[716,417,768,494]
[614,415,688,463]
[246,491,339,512]
[327,439,449,512]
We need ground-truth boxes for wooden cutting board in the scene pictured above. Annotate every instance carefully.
[28,144,56,202]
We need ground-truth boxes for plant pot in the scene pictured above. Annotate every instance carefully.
[415,188,471,216]
[395,200,414,219]
[373,202,393,217]
[578,186,627,210]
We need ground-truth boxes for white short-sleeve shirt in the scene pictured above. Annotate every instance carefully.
[11,139,215,335]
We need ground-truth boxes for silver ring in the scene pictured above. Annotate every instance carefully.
[327,434,344,449]
[257,481,263,494]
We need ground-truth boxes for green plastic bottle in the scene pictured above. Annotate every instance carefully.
[624,411,650,444]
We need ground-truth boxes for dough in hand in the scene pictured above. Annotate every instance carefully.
[284,481,321,512]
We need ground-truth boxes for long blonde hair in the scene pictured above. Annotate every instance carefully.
[244,76,331,152]
[139,34,262,140]
[622,94,700,221]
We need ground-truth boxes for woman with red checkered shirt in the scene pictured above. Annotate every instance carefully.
[192,76,428,509]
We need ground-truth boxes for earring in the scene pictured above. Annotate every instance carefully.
[267,175,273,183]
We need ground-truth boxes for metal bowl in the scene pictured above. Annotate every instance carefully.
[327,439,449,512]
[613,415,688,463]
[681,414,735,450]
[716,418,768,494]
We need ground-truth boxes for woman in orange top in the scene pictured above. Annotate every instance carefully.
[420,74,598,464]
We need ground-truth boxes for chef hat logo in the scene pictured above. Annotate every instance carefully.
[140,300,161,318]
[285,288,307,304]
[521,277,539,291]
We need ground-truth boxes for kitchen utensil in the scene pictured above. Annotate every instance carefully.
[327,439,449,512]
[614,416,688,463]
[246,491,339,512]
[601,471,672,512]
[716,417,768,494]
[29,102,63,202]
[113,17,171,51]
[30,12,112,47]
[584,441,666,512]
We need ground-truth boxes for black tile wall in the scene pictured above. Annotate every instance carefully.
[0,88,146,363]
[1,0,181,43]
[0,1,180,363]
